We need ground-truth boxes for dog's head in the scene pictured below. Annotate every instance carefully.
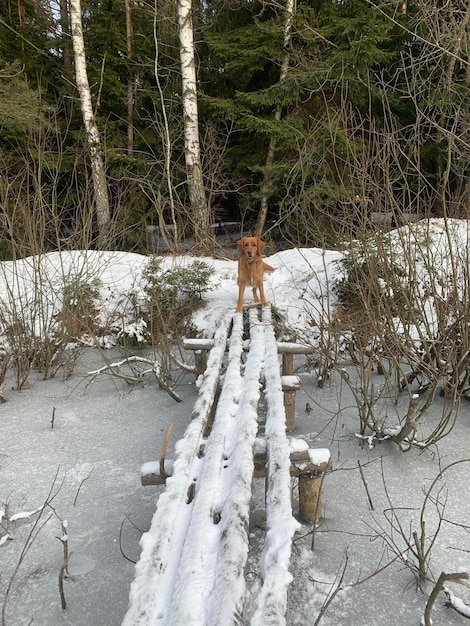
[237,237,265,262]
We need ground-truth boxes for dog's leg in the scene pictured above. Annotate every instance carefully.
[252,286,260,302]
[258,281,268,307]
[236,284,245,312]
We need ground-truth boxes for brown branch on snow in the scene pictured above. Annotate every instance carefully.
[119,517,137,564]
[357,460,374,510]
[73,467,95,507]
[168,351,197,374]
[58,551,74,611]
[87,355,182,402]
[160,421,174,480]
[443,583,470,619]
[56,520,70,573]
[424,571,469,626]
[390,393,419,450]
[151,367,182,403]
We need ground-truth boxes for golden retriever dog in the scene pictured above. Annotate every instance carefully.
[236,237,274,312]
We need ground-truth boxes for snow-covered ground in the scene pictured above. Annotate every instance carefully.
[1,220,470,625]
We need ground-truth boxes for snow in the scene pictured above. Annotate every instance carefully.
[444,586,470,618]
[251,307,301,625]
[308,448,330,466]
[1,219,470,625]
[281,375,301,388]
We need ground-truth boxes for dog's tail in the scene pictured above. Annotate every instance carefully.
[263,262,275,272]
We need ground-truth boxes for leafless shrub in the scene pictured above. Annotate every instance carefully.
[367,458,470,586]
[1,472,63,626]
[323,219,470,447]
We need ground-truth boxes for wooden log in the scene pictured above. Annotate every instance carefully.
[284,390,296,431]
[277,341,314,376]
[282,352,294,376]
[298,448,331,523]
[254,445,331,522]
[253,447,331,478]
[204,386,220,436]
[183,338,215,375]
[299,473,323,522]
[182,338,215,351]
[281,376,300,431]
[194,350,207,375]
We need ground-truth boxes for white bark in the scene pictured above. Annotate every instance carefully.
[177,0,213,253]
[70,0,111,243]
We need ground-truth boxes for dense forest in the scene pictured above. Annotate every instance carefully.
[0,0,469,257]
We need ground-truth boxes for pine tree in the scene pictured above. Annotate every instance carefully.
[201,0,408,238]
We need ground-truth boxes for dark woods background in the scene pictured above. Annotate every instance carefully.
[0,0,469,257]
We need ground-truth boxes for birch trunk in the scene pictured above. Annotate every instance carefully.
[177,0,214,254]
[255,0,296,238]
[70,0,111,247]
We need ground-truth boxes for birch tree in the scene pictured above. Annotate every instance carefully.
[70,0,111,247]
[177,0,214,254]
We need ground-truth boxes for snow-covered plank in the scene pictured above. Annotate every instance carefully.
[125,306,301,626]
[281,375,300,391]
[182,338,215,350]
[206,307,266,624]
[251,308,301,626]
[277,341,314,376]
[122,310,233,626]
[276,341,314,354]
[163,311,250,624]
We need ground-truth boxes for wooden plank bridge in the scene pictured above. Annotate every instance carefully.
[122,306,331,626]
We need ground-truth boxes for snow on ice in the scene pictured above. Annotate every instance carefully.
[1,220,470,626]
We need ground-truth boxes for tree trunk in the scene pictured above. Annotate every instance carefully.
[177,0,214,255]
[255,0,295,238]
[124,0,134,154]
[70,0,111,248]
[59,0,74,117]
[434,2,470,217]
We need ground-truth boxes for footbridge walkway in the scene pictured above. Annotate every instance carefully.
[122,306,331,626]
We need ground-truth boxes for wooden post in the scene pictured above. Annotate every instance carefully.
[183,338,215,375]
[294,449,331,523]
[277,342,314,377]
[282,352,294,376]
[284,390,296,431]
[281,376,300,431]
[299,472,323,522]
[194,350,207,376]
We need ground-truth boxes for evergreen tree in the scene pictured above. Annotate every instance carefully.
[200,0,408,238]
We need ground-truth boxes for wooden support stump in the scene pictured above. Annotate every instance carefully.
[253,442,331,522]
[281,375,300,431]
[277,342,314,376]
[293,448,331,523]
[298,472,323,522]
[183,338,215,375]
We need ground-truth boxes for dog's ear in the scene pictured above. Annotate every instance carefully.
[237,238,244,251]
[257,238,265,253]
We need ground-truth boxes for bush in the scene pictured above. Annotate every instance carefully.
[142,258,217,340]
[59,277,102,338]
[327,221,470,445]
